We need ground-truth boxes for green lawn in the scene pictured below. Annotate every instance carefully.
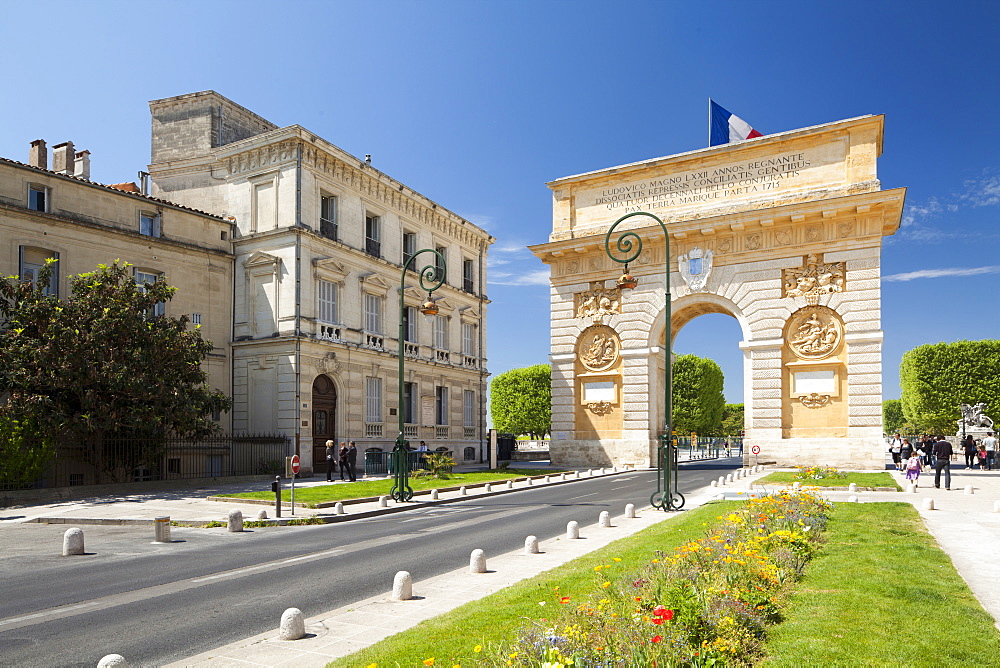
[764,502,1000,666]
[329,501,1000,667]
[757,471,901,490]
[216,468,561,507]
[328,502,732,668]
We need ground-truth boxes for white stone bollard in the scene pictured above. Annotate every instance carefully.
[922,498,935,510]
[378,495,388,508]
[334,502,344,515]
[544,476,551,483]
[588,469,594,477]
[575,470,581,478]
[97,655,128,667]
[470,548,487,573]
[506,480,513,490]
[715,493,726,500]
[625,503,636,519]
[524,535,540,554]
[793,481,802,489]
[62,528,84,556]
[907,483,917,493]
[153,516,171,543]
[566,520,580,539]
[965,484,975,495]
[710,480,717,487]
[526,478,533,486]
[848,483,858,492]
[430,489,439,500]
[227,509,244,533]
[993,500,1000,513]
[279,607,305,641]
[599,511,612,528]
[600,467,606,475]
[726,474,733,484]
[719,476,726,486]
[391,571,413,600]
[257,509,269,520]
[613,465,619,472]
[485,483,492,492]
[847,495,859,503]
[460,486,467,495]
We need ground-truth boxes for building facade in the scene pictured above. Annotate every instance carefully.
[0,142,235,439]
[147,91,493,475]
[531,115,904,470]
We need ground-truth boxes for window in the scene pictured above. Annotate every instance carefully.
[191,313,203,325]
[436,386,449,425]
[28,184,49,212]
[135,270,165,317]
[434,245,447,283]
[402,305,417,342]
[364,293,382,333]
[139,211,161,238]
[463,259,475,293]
[365,213,381,257]
[19,246,58,296]
[403,382,416,424]
[318,279,338,324]
[434,315,448,350]
[462,323,476,356]
[402,231,416,267]
[366,377,383,423]
[464,390,476,427]
[320,194,337,240]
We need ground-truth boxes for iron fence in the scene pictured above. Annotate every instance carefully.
[1,433,292,490]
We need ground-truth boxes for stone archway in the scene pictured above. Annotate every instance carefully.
[311,375,338,474]
[531,114,904,469]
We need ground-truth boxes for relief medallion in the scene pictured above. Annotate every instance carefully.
[786,307,843,360]
[577,324,621,372]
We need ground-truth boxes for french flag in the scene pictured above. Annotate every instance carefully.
[710,100,762,146]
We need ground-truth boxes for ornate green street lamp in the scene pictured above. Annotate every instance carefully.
[604,211,684,511]
[391,249,446,502]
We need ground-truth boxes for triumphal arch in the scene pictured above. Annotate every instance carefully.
[529,115,904,469]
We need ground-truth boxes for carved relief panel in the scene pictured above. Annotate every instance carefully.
[784,253,845,305]
[575,282,621,320]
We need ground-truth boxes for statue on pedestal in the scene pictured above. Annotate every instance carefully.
[958,402,994,431]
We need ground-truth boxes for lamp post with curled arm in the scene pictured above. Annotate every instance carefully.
[391,249,445,502]
[604,211,684,511]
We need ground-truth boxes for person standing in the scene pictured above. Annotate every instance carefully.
[900,438,913,462]
[904,449,922,485]
[338,441,349,481]
[325,440,336,482]
[346,441,358,482]
[889,433,903,470]
[932,436,953,490]
[983,432,996,471]
[962,435,977,469]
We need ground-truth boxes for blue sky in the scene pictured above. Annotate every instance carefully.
[2,1,998,403]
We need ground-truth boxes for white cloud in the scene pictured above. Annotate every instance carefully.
[466,214,496,231]
[488,269,550,286]
[960,173,1000,207]
[491,242,529,255]
[882,265,1000,282]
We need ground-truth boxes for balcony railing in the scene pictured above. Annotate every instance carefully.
[403,424,418,439]
[463,278,474,293]
[318,324,342,341]
[403,341,420,358]
[463,426,477,439]
[320,219,338,241]
[364,333,385,350]
[435,425,449,439]
[462,355,479,368]
[365,237,381,258]
[435,350,450,363]
[365,423,383,438]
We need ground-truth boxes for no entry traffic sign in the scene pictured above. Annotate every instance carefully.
[751,445,761,455]
[290,454,300,474]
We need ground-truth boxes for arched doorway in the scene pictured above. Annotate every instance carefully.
[312,375,337,474]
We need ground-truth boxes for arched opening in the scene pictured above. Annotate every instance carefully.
[311,375,338,472]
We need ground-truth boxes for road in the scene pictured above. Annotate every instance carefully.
[0,460,739,666]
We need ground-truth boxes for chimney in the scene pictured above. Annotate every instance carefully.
[74,150,91,180]
[52,141,75,174]
[29,139,47,169]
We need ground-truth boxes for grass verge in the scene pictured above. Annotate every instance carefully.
[757,471,900,490]
[764,501,1000,665]
[328,502,735,667]
[217,469,561,507]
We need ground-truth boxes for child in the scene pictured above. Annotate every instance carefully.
[978,444,988,470]
[904,450,922,484]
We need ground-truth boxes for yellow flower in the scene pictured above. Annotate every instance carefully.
[613,557,621,562]
[474,645,483,653]
[367,664,377,668]
[601,581,610,588]
[423,660,435,667]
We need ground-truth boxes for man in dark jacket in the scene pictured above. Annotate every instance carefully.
[346,441,358,482]
[932,436,954,490]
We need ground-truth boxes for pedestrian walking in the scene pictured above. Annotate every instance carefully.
[346,441,358,481]
[338,441,349,481]
[963,435,977,468]
[900,438,913,462]
[325,439,336,482]
[889,433,903,470]
[904,450,921,484]
[984,432,997,471]
[932,435,953,490]
[977,444,988,470]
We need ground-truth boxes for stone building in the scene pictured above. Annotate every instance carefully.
[147,91,493,475]
[531,115,904,470]
[0,142,235,436]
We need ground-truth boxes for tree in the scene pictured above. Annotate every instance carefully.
[900,340,1000,434]
[718,403,745,437]
[671,354,725,435]
[882,399,905,434]
[490,364,551,437]
[0,415,55,488]
[0,260,232,482]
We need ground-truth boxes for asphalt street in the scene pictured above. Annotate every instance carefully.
[0,460,739,667]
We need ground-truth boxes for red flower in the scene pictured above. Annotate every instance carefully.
[652,606,674,621]
[560,596,571,604]
[651,635,663,643]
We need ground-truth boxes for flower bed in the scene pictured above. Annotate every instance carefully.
[500,490,832,667]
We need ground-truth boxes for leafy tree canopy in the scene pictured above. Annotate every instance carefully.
[717,403,745,437]
[899,340,1000,434]
[882,399,905,434]
[0,260,232,459]
[490,364,551,438]
[672,354,725,435]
